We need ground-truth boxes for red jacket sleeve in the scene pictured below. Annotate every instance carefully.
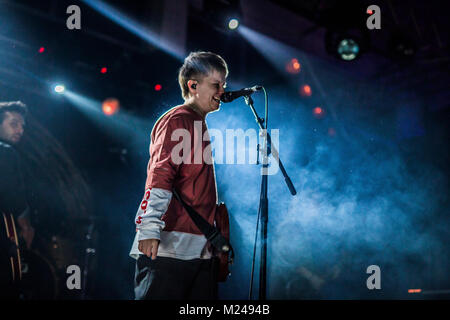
[146,115,191,192]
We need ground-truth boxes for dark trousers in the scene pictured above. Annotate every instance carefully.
[134,255,218,300]
[1,223,19,299]
[0,254,19,299]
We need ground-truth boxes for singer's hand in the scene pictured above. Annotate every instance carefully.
[138,238,159,259]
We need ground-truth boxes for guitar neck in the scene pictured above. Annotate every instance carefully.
[2,212,22,281]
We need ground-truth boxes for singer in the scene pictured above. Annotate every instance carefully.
[129,51,228,299]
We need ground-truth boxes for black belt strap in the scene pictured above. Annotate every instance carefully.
[172,189,231,253]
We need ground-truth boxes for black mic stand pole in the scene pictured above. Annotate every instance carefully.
[244,95,296,301]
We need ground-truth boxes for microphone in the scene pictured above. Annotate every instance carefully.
[220,85,262,103]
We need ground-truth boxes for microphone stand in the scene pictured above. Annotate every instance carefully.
[81,217,96,300]
[244,95,297,300]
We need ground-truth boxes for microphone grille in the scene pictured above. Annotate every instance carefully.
[220,92,233,103]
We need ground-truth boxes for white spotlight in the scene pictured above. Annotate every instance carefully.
[228,18,239,30]
[54,85,65,94]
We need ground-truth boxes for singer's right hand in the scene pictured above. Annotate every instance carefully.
[138,238,159,259]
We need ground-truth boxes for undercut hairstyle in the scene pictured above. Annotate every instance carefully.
[178,51,228,99]
[0,101,28,123]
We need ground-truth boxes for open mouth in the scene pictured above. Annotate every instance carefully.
[213,97,220,104]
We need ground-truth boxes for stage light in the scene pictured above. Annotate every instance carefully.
[102,98,120,116]
[408,289,422,293]
[38,47,45,53]
[154,84,162,91]
[54,85,65,94]
[202,0,242,34]
[286,58,301,74]
[103,104,113,115]
[300,84,312,97]
[313,107,325,119]
[325,28,369,62]
[228,18,239,30]
[337,39,360,61]
[101,67,108,74]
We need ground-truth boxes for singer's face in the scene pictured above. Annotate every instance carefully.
[194,70,227,114]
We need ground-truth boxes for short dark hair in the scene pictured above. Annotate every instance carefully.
[178,51,228,99]
[0,101,28,123]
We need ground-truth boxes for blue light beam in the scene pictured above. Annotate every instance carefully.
[81,0,184,60]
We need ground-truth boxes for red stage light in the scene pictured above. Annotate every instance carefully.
[38,47,45,53]
[408,289,422,293]
[154,84,162,91]
[286,58,301,74]
[300,84,312,97]
[102,98,120,116]
[101,67,107,74]
[313,107,326,119]
[367,9,373,14]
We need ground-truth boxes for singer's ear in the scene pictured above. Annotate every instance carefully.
[187,80,198,91]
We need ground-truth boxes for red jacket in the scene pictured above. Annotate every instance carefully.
[144,104,217,234]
